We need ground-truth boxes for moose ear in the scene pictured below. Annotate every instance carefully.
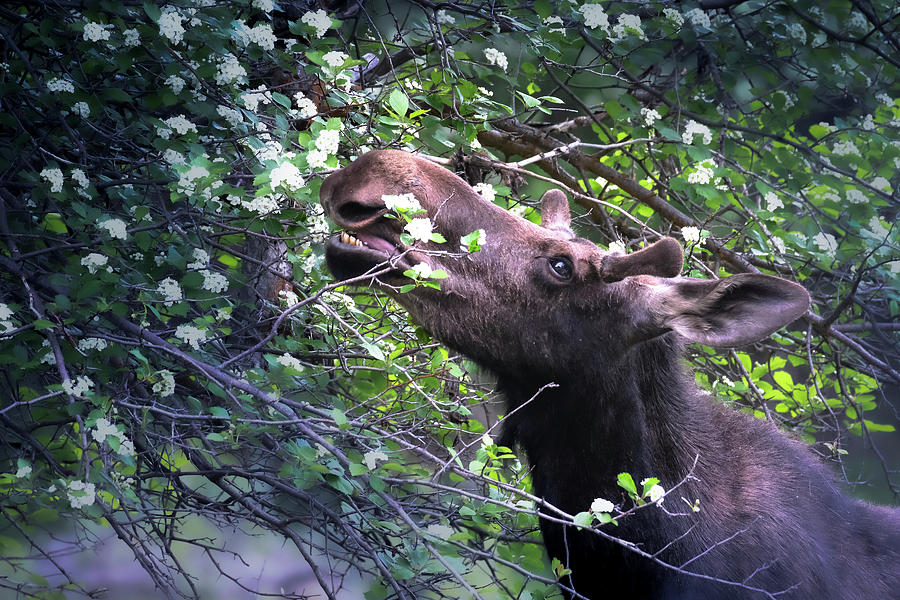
[540,189,571,232]
[602,238,683,282]
[653,274,810,347]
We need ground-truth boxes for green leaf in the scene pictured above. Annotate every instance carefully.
[573,511,594,529]
[388,88,408,117]
[617,472,638,496]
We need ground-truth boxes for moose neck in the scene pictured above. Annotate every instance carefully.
[498,334,701,514]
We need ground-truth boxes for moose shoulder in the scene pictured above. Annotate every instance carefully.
[320,149,900,599]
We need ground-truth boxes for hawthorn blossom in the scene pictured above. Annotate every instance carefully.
[123,28,140,47]
[62,375,93,397]
[682,120,712,145]
[681,226,701,243]
[158,9,185,45]
[580,4,609,32]
[473,182,496,202]
[157,277,183,306]
[591,498,615,514]
[81,253,108,274]
[83,22,111,42]
[640,107,660,127]
[98,218,128,239]
[46,78,75,93]
[663,8,684,27]
[410,262,433,278]
[302,9,331,38]
[404,218,434,242]
[40,167,64,192]
[382,193,422,213]
[277,353,304,371]
[323,51,348,68]
[483,48,508,71]
[174,324,208,350]
[684,8,710,28]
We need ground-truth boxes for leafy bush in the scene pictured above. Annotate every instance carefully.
[0,1,897,598]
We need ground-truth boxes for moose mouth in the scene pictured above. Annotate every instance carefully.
[324,226,414,282]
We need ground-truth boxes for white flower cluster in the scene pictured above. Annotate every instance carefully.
[483,48,508,71]
[71,168,89,197]
[302,9,331,38]
[543,15,565,33]
[410,262,433,278]
[813,232,838,256]
[216,53,247,86]
[871,176,892,194]
[46,77,75,93]
[163,148,186,165]
[316,128,341,155]
[83,21,111,43]
[41,167,64,192]
[612,13,645,40]
[681,226,702,243]
[158,277,183,306]
[63,375,94,397]
[241,85,273,112]
[123,28,140,47]
[473,182,496,202]
[91,417,135,456]
[78,337,108,352]
[686,160,715,185]
[831,140,860,157]
[294,92,318,119]
[787,22,806,44]
[237,22,276,51]
[165,74,185,94]
[175,324,208,350]
[276,353,304,372]
[66,480,96,509]
[0,303,14,335]
[323,50,348,68]
[243,195,281,214]
[682,120,712,145]
[270,161,304,190]
[437,9,456,26]
[860,114,875,131]
[641,478,666,504]
[158,114,197,139]
[187,248,209,269]
[580,4,609,32]
[663,8,684,27]
[152,369,176,397]
[763,192,784,211]
[404,218,434,242]
[590,497,615,514]
[868,217,889,239]
[684,8,710,28]
[253,0,274,11]
[383,193,423,212]
[216,105,243,127]
[15,463,31,478]
[640,107,660,127]
[159,8,185,45]
[71,101,90,118]
[200,269,229,293]
[176,165,210,196]
[876,93,894,106]
[846,11,868,33]
[97,218,127,240]
[845,189,867,204]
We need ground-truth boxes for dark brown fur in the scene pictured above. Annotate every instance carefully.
[320,149,900,599]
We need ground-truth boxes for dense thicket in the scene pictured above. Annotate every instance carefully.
[0,1,897,598]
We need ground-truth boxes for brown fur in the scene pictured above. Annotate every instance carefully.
[321,150,900,599]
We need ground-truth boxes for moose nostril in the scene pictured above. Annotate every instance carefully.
[337,201,384,225]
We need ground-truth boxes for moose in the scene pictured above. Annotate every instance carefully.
[319,149,900,599]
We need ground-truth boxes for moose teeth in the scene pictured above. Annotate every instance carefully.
[340,231,366,247]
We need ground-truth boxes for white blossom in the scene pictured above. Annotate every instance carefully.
[681,226,701,243]
[306,148,329,170]
[158,8,186,45]
[682,120,713,145]
[845,189,867,204]
[71,168,89,189]
[71,101,90,118]
[483,48,508,71]
[640,107,660,127]
[663,8,684,27]
[301,9,331,38]
[152,370,176,397]
[381,193,421,213]
[0,304,12,321]
[648,483,665,504]
[473,182,496,202]
[316,128,341,155]
[15,464,31,478]
[83,22,111,42]
[98,218,128,240]
[404,218,434,242]
[163,114,197,136]
[437,10,456,25]
[868,217,889,239]
[243,194,281,214]
[812,232,838,256]
[612,13,645,40]
[216,53,247,85]
[590,497,615,513]
[188,248,209,269]
[871,176,892,194]
[323,50,349,68]
[787,22,806,44]
[270,161,304,190]
[241,85,272,112]
[410,262,433,278]
[764,192,784,211]
[245,23,276,50]
[174,324,208,350]
[294,92,318,118]
[276,353,305,372]
[686,160,714,185]
[684,8,710,28]
[252,0,274,11]
[77,337,108,352]
[157,277,183,306]
[846,11,868,33]
[62,375,94,398]
[165,74,185,94]
[831,140,860,157]
[66,480,96,509]
[216,105,244,127]
[163,148,186,165]
[580,4,609,32]
[363,449,389,470]
[123,28,140,47]
[41,167,64,192]
[200,269,229,293]
[46,77,75,93]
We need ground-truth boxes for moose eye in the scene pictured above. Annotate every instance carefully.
[548,256,574,280]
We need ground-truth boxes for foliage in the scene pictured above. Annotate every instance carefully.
[0,0,897,598]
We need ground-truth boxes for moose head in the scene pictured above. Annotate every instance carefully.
[320,149,809,380]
